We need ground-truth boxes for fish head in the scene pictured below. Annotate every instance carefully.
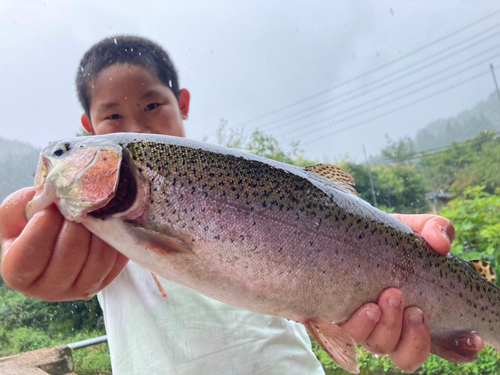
[27,137,123,222]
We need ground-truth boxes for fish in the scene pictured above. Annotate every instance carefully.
[26,133,500,374]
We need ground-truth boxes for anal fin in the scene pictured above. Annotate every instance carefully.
[431,331,480,364]
[304,318,359,374]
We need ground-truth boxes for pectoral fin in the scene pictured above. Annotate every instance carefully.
[431,331,480,364]
[125,222,193,255]
[303,318,359,374]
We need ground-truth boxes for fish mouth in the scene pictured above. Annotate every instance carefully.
[89,156,137,219]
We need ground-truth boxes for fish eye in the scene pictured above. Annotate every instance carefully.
[53,143,71,157]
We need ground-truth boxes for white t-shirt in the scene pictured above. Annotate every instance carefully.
[98,262,325,375]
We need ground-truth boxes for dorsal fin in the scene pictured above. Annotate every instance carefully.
[469,260,497,283]
[305,164,358,196]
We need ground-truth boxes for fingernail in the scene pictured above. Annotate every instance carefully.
[440,226,450,243]
[408,308,426,325]
[366,308,379,322]
[389,297,401,308]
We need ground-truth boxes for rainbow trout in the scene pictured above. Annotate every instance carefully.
[26,133,500,373]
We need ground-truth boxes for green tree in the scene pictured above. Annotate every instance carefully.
[374,164,429,214]
[440,186,500,280]
[418,131,498,195]
[379,134,417,165]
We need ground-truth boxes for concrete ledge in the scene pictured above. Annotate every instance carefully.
[0,347,74,375]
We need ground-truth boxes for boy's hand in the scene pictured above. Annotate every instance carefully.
[0,187,129,302]
[342,214,483,372]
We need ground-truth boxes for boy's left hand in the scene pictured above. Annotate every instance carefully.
[340,214,484,372]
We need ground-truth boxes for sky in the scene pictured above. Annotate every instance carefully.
[1,0,500,161]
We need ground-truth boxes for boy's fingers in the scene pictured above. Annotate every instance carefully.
[342,303,381,344]
[0,187,37,249]
[31,218,93,298]
[0,187,128,301]
[1,204,64,292]
[391,214,455,256]
[389,307,431,372]
[71,234,129,298]
[363,289,404,355]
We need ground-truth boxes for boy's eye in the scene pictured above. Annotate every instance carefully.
[106,114,121,120]
[145,103,160,111]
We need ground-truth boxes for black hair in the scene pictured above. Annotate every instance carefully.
[76,35,180,119]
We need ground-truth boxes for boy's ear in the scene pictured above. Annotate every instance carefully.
[178,89,190,120]
[81,114,95,134]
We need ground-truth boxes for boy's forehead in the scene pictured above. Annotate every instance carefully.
[90,64,172,104]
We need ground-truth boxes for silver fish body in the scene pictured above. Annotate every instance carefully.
[28,133,500,373]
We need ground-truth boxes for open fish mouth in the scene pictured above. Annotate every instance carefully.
[89,156,137,219]
[26,140,129,222]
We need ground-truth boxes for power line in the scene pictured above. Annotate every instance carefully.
[261,30,500,133]
[288,52,500,140]
[301,68,495,145]
[371,129,500,164]
[229,9,500,129]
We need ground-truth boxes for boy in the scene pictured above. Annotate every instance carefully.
[0,36,483,374]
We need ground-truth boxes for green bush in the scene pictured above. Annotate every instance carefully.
[9,327,52,353]
[440,186,500,280]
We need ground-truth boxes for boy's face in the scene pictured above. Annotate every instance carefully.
[82,63,189,137]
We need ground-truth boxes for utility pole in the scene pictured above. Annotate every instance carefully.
[490,64,500,102]
[363,145,378,207]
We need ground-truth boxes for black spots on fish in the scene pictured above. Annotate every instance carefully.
[214,235,220,240]
[204,226,209,231]
[358,233,365,240]
[278,247,283,253]
[240,235,245,241]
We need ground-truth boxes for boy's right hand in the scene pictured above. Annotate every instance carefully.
[0,187,129,302]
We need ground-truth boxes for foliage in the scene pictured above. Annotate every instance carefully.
[215,119,317,167]
[374,164,429,213]
[76,128,91,137]
[379,135,417,165]
[413,114,497,153]
[314,332,500,375]
[400,132,499,197]
[341,162,429,213]
[440,186,500,280]
[0,287,104,335]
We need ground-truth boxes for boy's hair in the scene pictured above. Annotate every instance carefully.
[76,35,180,119]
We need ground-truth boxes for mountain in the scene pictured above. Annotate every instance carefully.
[0,137,40,203]
[413,91,500,151]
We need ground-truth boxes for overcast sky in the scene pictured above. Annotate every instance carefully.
[1,0,500,161]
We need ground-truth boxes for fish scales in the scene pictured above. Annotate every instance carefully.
[127,140,500,334]
[27,133,500,373]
